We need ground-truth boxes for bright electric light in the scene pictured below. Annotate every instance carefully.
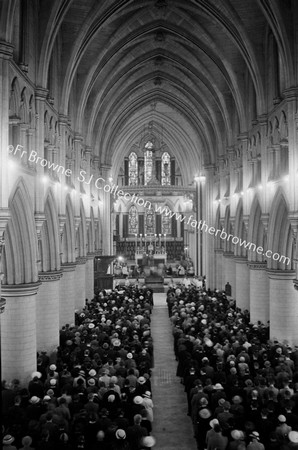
[108,177,113,183]
[240,191,244,196]
[283,175,289,182]
[8,159,16,170]
[257,184,263,190]
[42,176,49,184]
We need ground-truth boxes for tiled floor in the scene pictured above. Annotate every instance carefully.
[151,293,197,449]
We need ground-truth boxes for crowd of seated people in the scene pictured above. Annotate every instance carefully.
[167,285,298,450]
[2,286,156,450]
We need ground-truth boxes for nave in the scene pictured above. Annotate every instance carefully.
[151,293,197,450]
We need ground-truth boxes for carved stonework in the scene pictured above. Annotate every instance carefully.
[76,257,88,265]
[61,263,76,273]
[38,270,63,282]
[247,262,267,271]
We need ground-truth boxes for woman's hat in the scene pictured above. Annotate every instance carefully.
[29,396,40,404]
[198,408,211,419]
[141,436,156,447]
[231,430,244,440]
[289,431,298,444]
[249,431,260,441]
[31,371,42,379]
[3,435,15,445]
[116,429,126,439]
[209,418,219,428]
[133,396,143,405]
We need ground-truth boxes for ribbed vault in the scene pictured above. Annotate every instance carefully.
[28,0,295,178]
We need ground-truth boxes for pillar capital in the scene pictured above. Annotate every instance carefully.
[76,256,87,265]
[223,252,234,259]
[35,87,49,101]
[61,263,76,272]
[266,269,296,280]
[214,248,224,254]
[0,207,10,237]
[247,261,267,271]
[38,270,63,282]
[233,256,248,264]
[58,114,68,125]
[1,281,41,297]
[0,41,14,59]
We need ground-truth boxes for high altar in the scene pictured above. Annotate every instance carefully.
[111,121,196,264]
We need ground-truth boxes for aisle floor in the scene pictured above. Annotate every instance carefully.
[150,293,197,450]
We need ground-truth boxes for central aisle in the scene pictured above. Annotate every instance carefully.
[151,293,197,450]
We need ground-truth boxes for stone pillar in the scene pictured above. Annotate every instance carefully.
[223,252,236,295]
[234,257,250,311]
[85,255,94,301]
[36,271,63,353]
[0,42,13,208]
[0,43,12,248]
[100,165,112,255]
[1,282,40,384]
[248,262,269,324]
[203,165,215,288]
[214,249,223,290]
[60,263,76,327]
[75,258,87,309]
[267,269,298,346]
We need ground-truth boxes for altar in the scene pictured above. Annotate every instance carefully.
[135,251,167,266]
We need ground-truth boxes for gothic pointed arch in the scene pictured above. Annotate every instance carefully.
[61,195,75,263]
[223,205,234,253]
[76,200,87,257]
[234,198,247,257]
[214,206,223,250]
[3,178,38,284]
[87,207,96,253]
[247,196,266,263]
[39,189,60,272]
[267,188,294,270]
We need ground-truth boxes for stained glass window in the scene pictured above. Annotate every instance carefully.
[162,212,172,235]
[161,152,171,185]
[144,141,154,185]
[128,205,138,234]
[129,152,138,186]
[145,208,155,234]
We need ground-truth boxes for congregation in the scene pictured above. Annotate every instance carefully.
[167,286,298,450]
[1,286,156,450]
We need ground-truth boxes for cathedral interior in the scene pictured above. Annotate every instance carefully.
[1,1,298,447]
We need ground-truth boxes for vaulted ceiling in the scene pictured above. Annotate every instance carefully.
[35,0,294,180]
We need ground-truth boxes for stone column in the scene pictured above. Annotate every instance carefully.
[0,43,13,246]
[204,165,216,289]
[85,254,94,301]
[248,262,269,324]
[60,263,76,327]
[100,165,112,255]
[214,249,223,290]
[223,252,236,295]
[36,271,63,353]
[75,257,87,310]
[267,269,298,346]
[234,257,250,311]
[1,282,40,384]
